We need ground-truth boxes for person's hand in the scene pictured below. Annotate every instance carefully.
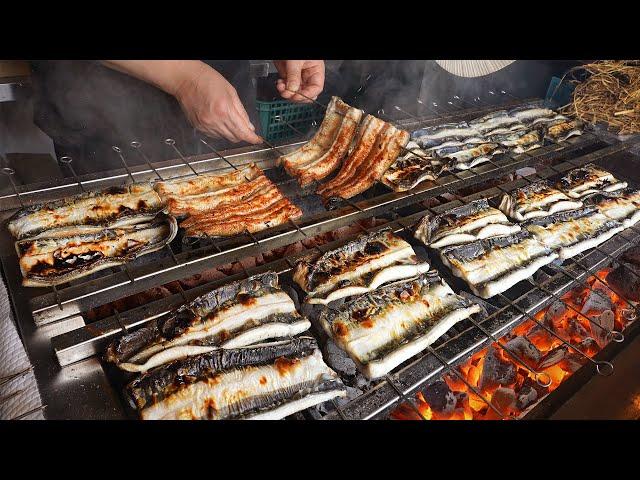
[274,60,325,103]
[174,62,262,144]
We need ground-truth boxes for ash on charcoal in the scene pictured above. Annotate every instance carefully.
[335,386,364,408]
[492,387,516,413]
[580,284,612,314]
[504,336,541,368]
[607,249,640,302]
[323,339,357,377]
[567,317,591,340]
[559,352,586,373]
[590,309,614,348]
[479,346,517,391]
[544,301,567,325]
[516,377,548,411]
[423,380,456,414]
[516,384,538,411]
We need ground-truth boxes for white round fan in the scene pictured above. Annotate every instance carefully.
[435,60,516,78]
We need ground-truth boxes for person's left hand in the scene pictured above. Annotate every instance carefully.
[274,60,325,103]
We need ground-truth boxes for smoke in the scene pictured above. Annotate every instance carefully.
[31,60,196,176]
[323,60,582,120]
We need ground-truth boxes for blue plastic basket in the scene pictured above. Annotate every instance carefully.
[256,99,324,143]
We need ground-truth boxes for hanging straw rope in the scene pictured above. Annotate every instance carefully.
[561,60,640,135]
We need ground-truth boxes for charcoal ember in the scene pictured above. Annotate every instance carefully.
[454,391,468,407]
[322,339,357,377]
[559,352,586,373]
[283,241,305,258]
[544,301,567,325]
[607,255,640,302]
[580,284,612,314]
[179,267,227,289]
[539,344,569,369]
[355,374,374,391]
[422,380,457,414]
[590,309,615,348]
[504,336,541,368]
[567,317,591,340]
[491,387,516,414]
[479,346,517,391]
[579,337,598,351]
[516,384,538,411]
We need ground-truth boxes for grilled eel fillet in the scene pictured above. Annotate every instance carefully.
[7,183,164,240]
[316,115,387,196]
[293,229,430,304]
[105,272,310,373]
[524,207,624,260]
[282,102,363,187]
[16,216,177,287]
[320,123,410,205]
[126,337,346,420]
[158,167,272,217]
[498,180,583,222]
[279,97,361,185]
[415,198,521,249]
[318,272,481,379]
[155,163,262,198]
[180,197,302,238]
[382,147,445,192]
[586,189,640,227]
[555,163,628,199]
[440,230,558,299]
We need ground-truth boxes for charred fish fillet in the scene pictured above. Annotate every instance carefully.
[293,229,425,301]
[17,215,177,287]
[543,118,584,142]
[586,189,640,227]
[469,111,523,135]
[105,272,310,372]
[322,124,409,205]
[155,163,262,198]
[415,198,521,249]
[411,122,481,149]
[555,163,628,199]
[524,207,624,260]
[126,337,346,420]
[7,183,164,240]
[499,180,584,221]
[507,104,555,124]
[382,151,446,192]
[434,142,504,170]
[440,230,558,298]
[318,272,481,379]
[316,114,387,197]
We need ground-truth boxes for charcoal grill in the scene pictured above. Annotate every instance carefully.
[2,96,639,420]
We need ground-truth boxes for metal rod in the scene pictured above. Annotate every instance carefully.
[111,146,137,184]
[1,167,24,207]
[130,141,164,181]
[384,374,430,420]
[164,138,199,176]
[58,157,86,192]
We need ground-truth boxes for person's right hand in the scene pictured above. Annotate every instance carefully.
[174,62,262,144]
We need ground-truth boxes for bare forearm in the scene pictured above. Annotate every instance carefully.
[101,60,207,97]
